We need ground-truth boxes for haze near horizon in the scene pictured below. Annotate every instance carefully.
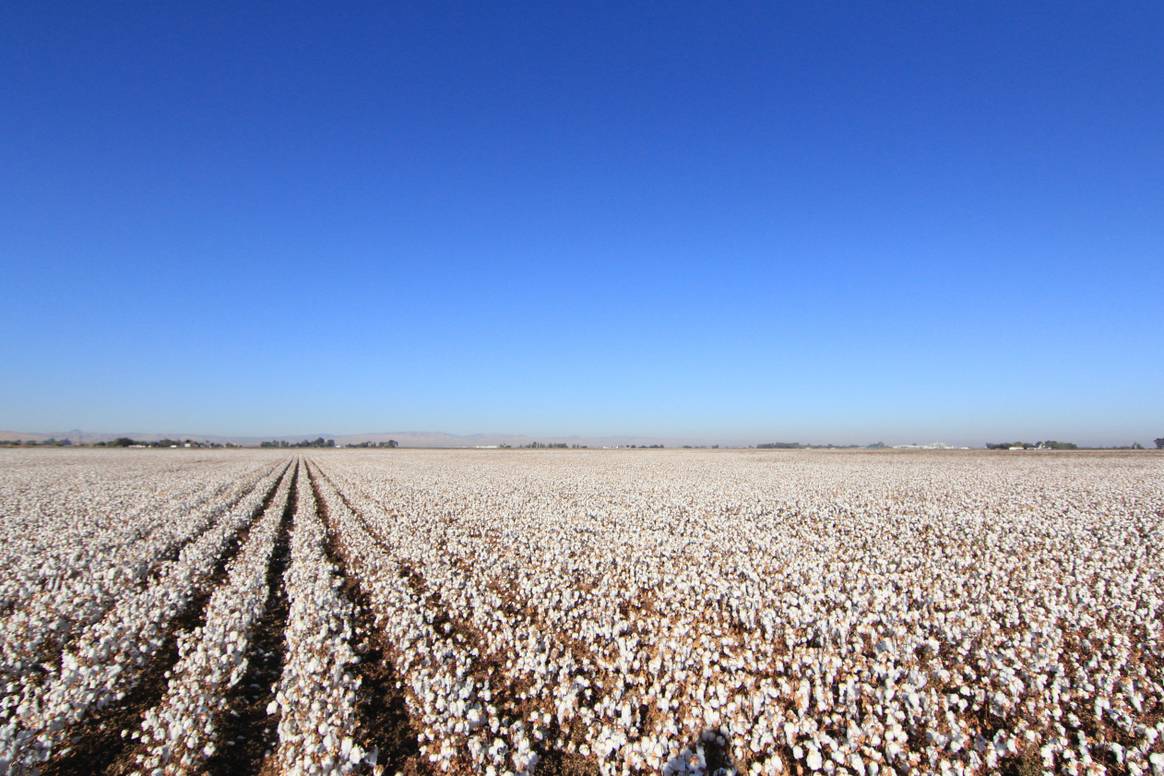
[2,3,1161,444]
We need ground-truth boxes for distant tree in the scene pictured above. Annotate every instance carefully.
[112,437,136,447]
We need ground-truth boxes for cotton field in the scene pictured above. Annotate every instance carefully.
[0,449,1161,776]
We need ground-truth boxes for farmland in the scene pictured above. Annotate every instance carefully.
[0,449,1161,775]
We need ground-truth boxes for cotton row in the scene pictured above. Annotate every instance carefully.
[269,465,365,775]
[0,460,278,694]
[0,459,291,770]
[309,463,540,774]
[130,463,294,773]
[316,449,1164,775]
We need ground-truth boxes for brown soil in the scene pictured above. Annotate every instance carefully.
[204,462,297,776]
[312,464,615,774]
[47,460,294,776]
[308,461,428,774]
[537,750,601,776]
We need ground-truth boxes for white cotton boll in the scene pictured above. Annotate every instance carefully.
[9,450,1163,776]
[805,745,823,771]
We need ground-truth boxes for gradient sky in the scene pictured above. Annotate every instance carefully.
[2,3,1162,444]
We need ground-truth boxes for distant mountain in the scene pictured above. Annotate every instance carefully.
[4,429,1026,449]
[0,429,689,448]
[331,431,682,448]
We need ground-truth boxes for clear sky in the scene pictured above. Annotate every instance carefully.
[2,3,1161,444]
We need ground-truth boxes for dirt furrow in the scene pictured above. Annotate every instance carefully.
[311,461,578,771]
[311,466,486,653]
[39,460,295,776]
[205,462,297,776]
[0,462,285,699]
[145,461,284,578]
[306,461,423,774]
[312,461,601,775]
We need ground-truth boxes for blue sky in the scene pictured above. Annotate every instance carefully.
[2,3,1161,444]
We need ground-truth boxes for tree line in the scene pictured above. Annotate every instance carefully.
[260,438,339,448]
[987,440,1163,450]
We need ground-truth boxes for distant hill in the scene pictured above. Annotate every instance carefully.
[0,429,687,448]
[309,431,686,448]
